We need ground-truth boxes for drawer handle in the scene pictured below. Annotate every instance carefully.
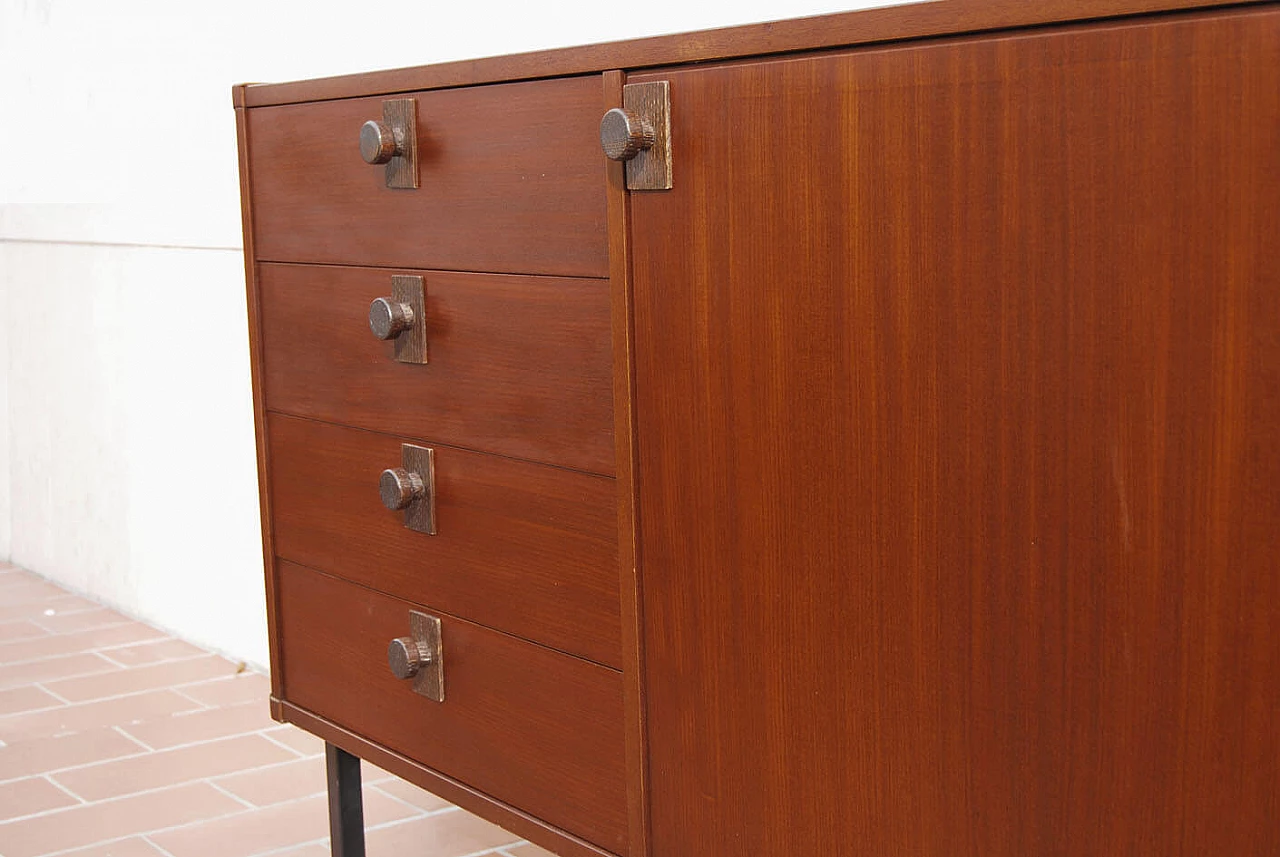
[359,98,418,189]
[387,637,429,678]
[599,108,654,162]
[369,297,414,340]
[601,80,672,191]
[379,467,424,510]
[388,610,444,702]
[370,275,428,364]
[359,120,401,165]
[380,444,436,535]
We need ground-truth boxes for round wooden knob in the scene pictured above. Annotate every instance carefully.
[380,468,425,511]
[599,108,655,161]
[360,120,400,164]
[369,297,415,340]
[388,637,428,680]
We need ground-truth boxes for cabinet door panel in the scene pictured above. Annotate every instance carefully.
[630,8,1279,856]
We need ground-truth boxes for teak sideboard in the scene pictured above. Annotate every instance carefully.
[233,2,1280,854]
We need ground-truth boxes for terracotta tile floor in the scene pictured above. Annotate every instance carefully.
[0,562,557,857]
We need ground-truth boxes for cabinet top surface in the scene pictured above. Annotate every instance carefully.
[236,0,1264,108]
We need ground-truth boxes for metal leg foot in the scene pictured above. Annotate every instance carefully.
[326,743,366,857]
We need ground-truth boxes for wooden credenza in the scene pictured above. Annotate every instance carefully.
[234,3,1280,855]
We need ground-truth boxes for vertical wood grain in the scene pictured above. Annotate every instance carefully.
[234,90,284,705]
[604,69,650,857]
[629,8,1280,855]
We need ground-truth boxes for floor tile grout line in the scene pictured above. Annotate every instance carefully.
[0,602,106,626]
[90,651,213,671]
[0,781,245,828]
[38,655,239,698]
[204,778,259,810]
[141,835,181,857]
[0,701,67,720]
[0,608,102,634]
[29,835,132,857]
[30,813,238,857]
[7,565,270,676]
[0,637,167,662]
[223,805,480,857]
[0,651,225,689]
[113,723,154,752]
[89,644,195,661]
[168,685,217,708]
[76,636,182,654]
[360,782,434,817]
[243,834,330,857]
[42,782,466,857]
[0,630,55,645]
[0,630,173,661]
[30,617,135,636]
[361,805,460,831]
[0,660,131,691]
[234,802,464,857]
[121,721,299,755]
[46,653,227,679]
[208,749,334,781]
[0,671,262,719]
[257,729,316,759]
[32,683,72,705]
[0,771,352,829]
[39,773,87,805]
[88,651,135,670]
[0,729,307,786]
[0,593,96,609]
[455,846,527,857]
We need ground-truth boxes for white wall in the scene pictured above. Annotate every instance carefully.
[0,0,903,668]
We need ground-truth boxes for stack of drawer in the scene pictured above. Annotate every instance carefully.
[240,74,626,855]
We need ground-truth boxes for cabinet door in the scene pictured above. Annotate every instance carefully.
[629,7,1279,856]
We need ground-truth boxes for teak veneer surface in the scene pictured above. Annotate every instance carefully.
[246,76,607,278]
[237,0,1267,105]
[237,3,1280,857]
[259,263,615,476]
[630,7,1279,856]
[276,562,628,853]
[268,414,622,669]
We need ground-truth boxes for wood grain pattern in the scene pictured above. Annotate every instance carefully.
[630,8,1280,855]
[238,0,1267,107]
[268,414,621,668]
[246,76,607,277]
[276,562,627,854]
[234,94,284,705]
[277,701,617,857]
[259,263,614,476]
[602,71,649,857]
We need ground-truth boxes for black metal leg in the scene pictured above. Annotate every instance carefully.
[326,743,366,857]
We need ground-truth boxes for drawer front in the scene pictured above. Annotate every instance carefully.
[276,561,627,854]
[245,76,607,277]
[259,263,614,476]
[268,414,621,668]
